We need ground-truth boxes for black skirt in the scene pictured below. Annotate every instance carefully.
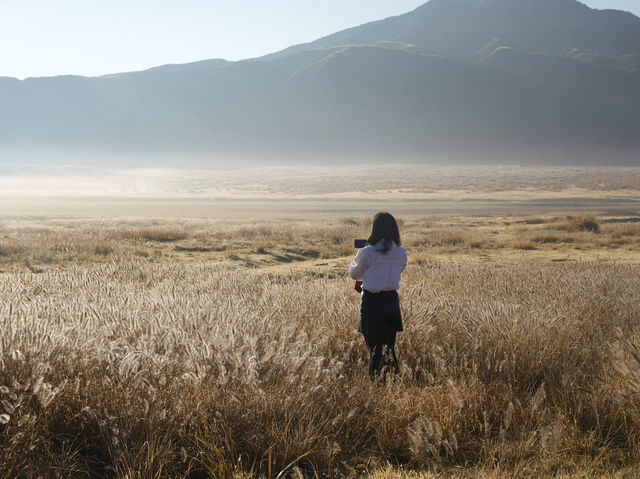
[358,290,403,335]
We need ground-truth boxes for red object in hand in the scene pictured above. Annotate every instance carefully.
[354,281,363,293]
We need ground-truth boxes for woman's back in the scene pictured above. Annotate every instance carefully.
[349,241,407,293]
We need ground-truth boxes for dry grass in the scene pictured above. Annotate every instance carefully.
[365,464,640,478]
[602,221,640,239]
[0,219,369,272]
[2,215,637,274]
[1,216,640,477]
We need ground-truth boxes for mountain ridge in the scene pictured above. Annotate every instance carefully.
[270,0,640,64]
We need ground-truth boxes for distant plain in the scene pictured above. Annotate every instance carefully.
[1,165,639,217]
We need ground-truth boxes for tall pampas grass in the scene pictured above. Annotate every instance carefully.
[1,219,640,477]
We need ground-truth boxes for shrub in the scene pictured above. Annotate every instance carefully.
[117,228,190,242]
[0,242,21,257]
[567,216,600,233]
[94,242,115,256]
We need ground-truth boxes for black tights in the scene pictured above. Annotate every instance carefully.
[363,331,398,379]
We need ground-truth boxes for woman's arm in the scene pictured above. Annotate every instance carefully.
[348,248,368,280]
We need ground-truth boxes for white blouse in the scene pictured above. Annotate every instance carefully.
[348,241,407,293]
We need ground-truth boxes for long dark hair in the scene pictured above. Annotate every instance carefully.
[367,212,401,253]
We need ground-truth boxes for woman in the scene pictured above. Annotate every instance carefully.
[349,212,407,379]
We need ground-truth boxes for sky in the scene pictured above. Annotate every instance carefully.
[1,0,639,79]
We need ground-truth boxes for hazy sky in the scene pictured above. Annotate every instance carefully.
[1,0,639,79]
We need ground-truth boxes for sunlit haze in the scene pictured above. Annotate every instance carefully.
[1,0,639,79]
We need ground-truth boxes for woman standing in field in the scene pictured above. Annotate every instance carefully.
[349,212,407,379]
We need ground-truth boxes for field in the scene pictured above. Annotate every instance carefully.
[1,166,640,478]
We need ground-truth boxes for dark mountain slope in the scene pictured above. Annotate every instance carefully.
[3,44,639,165]
[481,47,640,107]
[281,46,640,151]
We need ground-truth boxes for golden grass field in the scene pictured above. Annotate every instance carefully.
[1,166,640,478]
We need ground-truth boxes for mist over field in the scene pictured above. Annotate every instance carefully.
[1,164,639,218]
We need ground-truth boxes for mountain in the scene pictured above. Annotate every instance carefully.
[2,0,640,166]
